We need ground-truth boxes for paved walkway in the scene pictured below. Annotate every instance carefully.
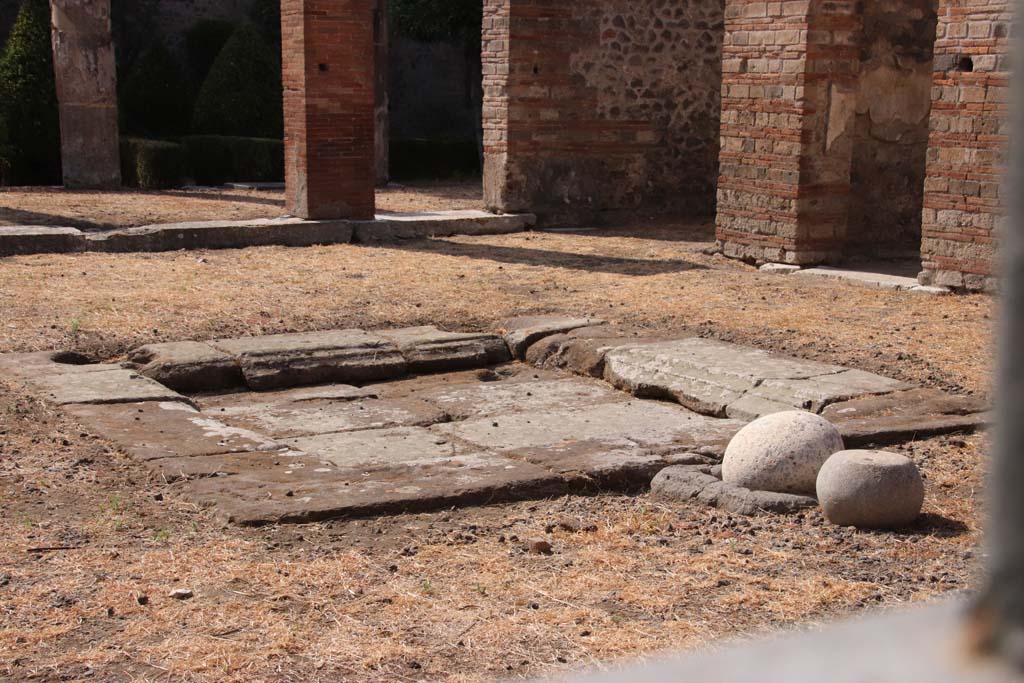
[0,317,989,524]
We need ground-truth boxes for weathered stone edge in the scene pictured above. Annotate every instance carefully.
[0,212,536,257]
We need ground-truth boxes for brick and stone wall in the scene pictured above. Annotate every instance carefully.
[919,0,1009,291]
[716,0,862,265]
[847,0,936,256]
[483,0,725,222]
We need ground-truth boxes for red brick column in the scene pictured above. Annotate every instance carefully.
[919,0,1010,291]
[716,0,861,265]
[281,0,376,220]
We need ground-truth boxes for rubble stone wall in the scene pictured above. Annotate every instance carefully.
[483,0,725,222]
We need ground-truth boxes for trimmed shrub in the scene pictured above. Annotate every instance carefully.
[249,0,281,47]
[0,0,61,185]
[390,138,481,181]
[192,24,283,139]
[120,138,188,190]
[183,135,283,186]
[183,19,235,89]
[120,42,191,138]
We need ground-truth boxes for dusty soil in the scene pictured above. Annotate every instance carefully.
[0,181,484,230]
[0,219,995,682]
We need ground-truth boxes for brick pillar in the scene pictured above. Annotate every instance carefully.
[716,0,861,265]
[281,0,376,220]
[918,0,1010,292]
[374,0,389,186]
[49,0,120,189]
[481,0,511,212]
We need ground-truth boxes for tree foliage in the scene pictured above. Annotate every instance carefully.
[119,42,192,138]
[0,0,60,185]
[184,19,236,89]
[191,24,283,138]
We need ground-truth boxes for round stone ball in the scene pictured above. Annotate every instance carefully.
[816,450,924,528]
[722,411,844,495]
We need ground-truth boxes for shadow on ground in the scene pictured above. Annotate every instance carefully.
[380,237,709,276]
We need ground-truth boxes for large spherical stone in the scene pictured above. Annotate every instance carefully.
[816,450,924,528]
[722,411,843,495]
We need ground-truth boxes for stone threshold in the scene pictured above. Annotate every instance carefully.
[759,264,953,295]
[0,210,535,257]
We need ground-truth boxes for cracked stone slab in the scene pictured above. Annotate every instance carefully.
[524,325,673,378]
[128,341,243,393]
[432,400,743,457]
[748,370,914,413]
[501,315,605,359]
[182,453,567,525]
[379,326,511,373]
[63,401,280,462]
[821,389,990,446]
[200,383,378,412]
[604,338,862,417]
[211,329,406,391]
[414,376,626,420]
[207,395,447,439]
[30,368,192,406]
[650,466,818,515]
[284,426,474,470]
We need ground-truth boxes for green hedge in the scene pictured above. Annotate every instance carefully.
[0,0,60,185]
[183,135,283,186]
[183,19,236,89]
[120,43,192,138]
[192,24,283,139]
[120,138,188,189]
[390,138,481,181]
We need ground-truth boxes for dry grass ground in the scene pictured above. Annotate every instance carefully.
[0,181,484,230]
[0,216,995,682]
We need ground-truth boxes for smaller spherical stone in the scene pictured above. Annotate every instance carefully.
[816,450,925,528]
[722,411,844,495]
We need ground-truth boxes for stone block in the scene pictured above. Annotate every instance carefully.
[380,326,511,374]
[63,401,280,462]
[128,341,243,393]
[31,369,192,406]
[0,227,85,257]
[500,315,605,359]
[212,330,406,391]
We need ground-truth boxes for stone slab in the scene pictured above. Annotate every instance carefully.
[414,376,626,420]
[792,267,920,291]
[501,315,605,359]
[284,426,473,470]
[748,370,913,412]
[433,400,743,457]
[63,401,280,462]
[30,368,192,406]
[822,389,990,446]
[0,351,121,382]
[200,383,378,412]
[211,329,407,391]
[524,326,671,378]
[759,263,802,275]
[83,217,355,252]
[0,226,85,257]
[182,452,566,525]
[650,466,818,515]
[209,395,446,439]
[603,339,898,417]
[379,326,511,373]
[356,211,534,241]
[128,341,243,393]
